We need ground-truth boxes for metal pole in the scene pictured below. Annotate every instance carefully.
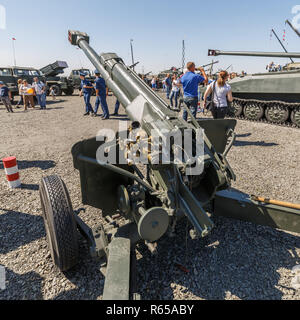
[182,40,185,71]
[130,39,135,71]
[271,29,294,63]
[12,39,16,66]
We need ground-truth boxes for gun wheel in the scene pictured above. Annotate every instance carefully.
[291,107,300,127]
[244,103,264,120]
[265,105,289,124]
[40,175,79,272]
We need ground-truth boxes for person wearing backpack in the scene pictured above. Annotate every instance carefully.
[203,71,233,119]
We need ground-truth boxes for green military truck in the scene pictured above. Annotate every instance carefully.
[68,69,96,95]
[39,61,74,96]
[0,61,75,100]
[0,66,42,99]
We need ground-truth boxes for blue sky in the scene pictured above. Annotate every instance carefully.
[0,0,300,75]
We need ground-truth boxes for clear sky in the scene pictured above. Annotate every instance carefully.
[0,0,300,75]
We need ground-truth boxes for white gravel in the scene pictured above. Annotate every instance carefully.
[0,94,299,300]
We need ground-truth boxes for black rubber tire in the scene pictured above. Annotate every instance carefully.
[244,103,264,120]
[291,107,300,127]
[63,88,74,96]
[265,105,289,124]
[40,175,79,272]
[51,85,62,96]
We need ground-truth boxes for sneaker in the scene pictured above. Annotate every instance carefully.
[83,112,90,116]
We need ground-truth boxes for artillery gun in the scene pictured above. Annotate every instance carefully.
[39,31,300,300]
[208,49,300,127]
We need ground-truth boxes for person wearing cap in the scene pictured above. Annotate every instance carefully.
[93,70,110,119]
[79,73,94,116]
[179,62,208,121]
[0,81,13,113]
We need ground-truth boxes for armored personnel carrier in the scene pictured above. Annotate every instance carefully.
[208,50,300,127]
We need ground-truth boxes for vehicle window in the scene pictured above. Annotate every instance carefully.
[14,69,30,76]
[0,68,12,76]
[14,69,40,76]
[30,70,41,76]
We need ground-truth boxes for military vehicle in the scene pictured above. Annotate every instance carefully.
[208,49,300,127]
[40,61,74,96]
[0,66,43,99]
[68,68,96,93]
[39,31,300,300]
[0,62,75,99]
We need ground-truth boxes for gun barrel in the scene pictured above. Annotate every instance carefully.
[200,61,219,68]
[208,49,300,59]
[68,30,173,126]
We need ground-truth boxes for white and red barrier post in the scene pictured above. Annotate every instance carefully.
[2,157,21,188]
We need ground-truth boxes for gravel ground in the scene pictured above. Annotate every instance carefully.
[0,93,299,300]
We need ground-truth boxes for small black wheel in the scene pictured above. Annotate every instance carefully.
[244,103,264,120]
[40,175,79,272]
[291,107,300,127]
[63,88,74,96]
[265,105,289,124]
[51,85,62,96]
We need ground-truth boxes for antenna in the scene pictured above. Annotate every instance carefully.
[271,29,294,63]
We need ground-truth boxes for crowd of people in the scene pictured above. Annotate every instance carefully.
[0,77,58,113]
[267,62,282,72]
[1,64,233,121]
[78,63,233,121]
[152,63,233,120]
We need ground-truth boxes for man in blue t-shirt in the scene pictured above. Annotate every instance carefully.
[93,70,110,120]
[0,81,13,113]
[179,62,208,121]
[79,74,94,116]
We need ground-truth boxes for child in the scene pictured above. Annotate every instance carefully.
[49,86,56,100]
[0,81,14,113]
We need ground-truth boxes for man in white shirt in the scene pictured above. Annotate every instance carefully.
[33,77,47,110]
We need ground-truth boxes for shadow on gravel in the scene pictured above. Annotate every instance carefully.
[236,133,252,138]
[0,160,56,171]
[46,100,66,105]
[136,218,299,300]
[0,210,45,255]
[20,184,39,191]
[234,140,278,147]
[53,240,105,300]
[0,267,43,300]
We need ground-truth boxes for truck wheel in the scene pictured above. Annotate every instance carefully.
[51,85,62,96]
[63,88,74,96]
[40,175,79,272]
